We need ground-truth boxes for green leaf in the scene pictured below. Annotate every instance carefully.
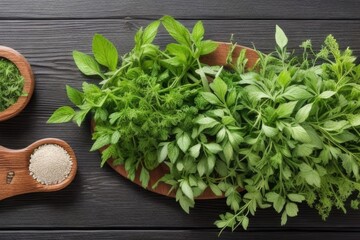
[245,85,272,101]
[282,86,313,100]
[161,15,190,46]
[209,183,222,196]
[210,77,228,102]
[181,180,194,200]
[66,85,83,105]
[199,40,218,55]
[110,131,121,144]
[294,144,314,157]
[276,101,298,118]
[281,211,288,226]
[142,20,160,44]
[90,135,110,151]
[323,120,349,132]
[295,103,313,123]
[74,108,90,126]
[319,91,336,99]
[158,143,169,163]
[223,142,233,163]
[285,202,299,217]
[348,114,360,127]
[168,143,180,163]
[300,163,321,187]
[340,154,359,178]
[195,116,217,125]
[177,133,191,153]
[140,167,150,188]
[189,143,201,158]
[216,128,226,142]
[92,34,118,70]
[287,193,305,203]
[200,92,222,105]
[278,70,291,87]
[275,25,288,49]
[291,125,311,143]
[262,124,278,137]
[205,143,223,154]
[47,106,75,123]
[242,216,249,230]
[166,43,188,62]
[197,158,206,176]
[192,20,205,43]
[178,192,194,214]
[73,50,102,77]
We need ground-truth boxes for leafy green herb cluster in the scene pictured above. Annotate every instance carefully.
[0,58,25,111]
[48,17,360,232]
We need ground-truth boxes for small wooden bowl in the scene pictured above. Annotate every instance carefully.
[0,46,35,121]
[0,138,78,200]
[96,42,259,199]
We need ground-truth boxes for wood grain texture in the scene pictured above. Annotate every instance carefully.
[0,0,359,20]
[0,19,359,231]
[0,230,359,240]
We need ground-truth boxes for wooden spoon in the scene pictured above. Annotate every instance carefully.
[0,46,35,121]
[0,138,77,200]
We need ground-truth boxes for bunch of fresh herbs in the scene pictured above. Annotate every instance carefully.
[0,58,25,111]
[48,16,360,232]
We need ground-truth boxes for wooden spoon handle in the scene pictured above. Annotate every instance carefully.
[0,138,77,200]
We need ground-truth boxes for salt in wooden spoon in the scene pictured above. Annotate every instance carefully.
[0,138,77,200]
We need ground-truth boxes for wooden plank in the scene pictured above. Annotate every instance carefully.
[0,19,360,229]
[0,230,359,240]
[0,0,359,20]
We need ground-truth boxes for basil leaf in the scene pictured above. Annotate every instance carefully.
[92,34,118,71]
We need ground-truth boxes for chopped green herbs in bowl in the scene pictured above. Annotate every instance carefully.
[0,46,34,121]
[49,16,360,232]
[0,58,25,111]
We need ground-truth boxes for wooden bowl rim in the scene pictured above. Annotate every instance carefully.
[94,42,259,199]
[0,46,35,122]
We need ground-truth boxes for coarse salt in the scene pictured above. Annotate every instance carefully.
[29,144,73,185]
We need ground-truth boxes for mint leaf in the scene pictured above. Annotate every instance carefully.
[73,50,102,77]
[177,133,191,153]
[287,193,305,203]
[140,167,150,188]
[286,202,299,217]
[66,85,83,105]
[161,15,191,46]
[92,34,118,71]
[276,101,298,118]
[275,25,288,49]
[291,125,311,143]
[90,135,110,151]
[192,20,205,43]
[295,103,313,123]
[200,92,222,105]
[47,106,75,123]
[199,40,218,55]
[210,77,228,102]
[319,91,336,99]
[142,20,160,44]
[300,163,321,187]
[181,180,194,200]
[189,143,201,158]
[277,70,291,87]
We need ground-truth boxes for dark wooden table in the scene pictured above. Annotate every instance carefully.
[0,1,359,239]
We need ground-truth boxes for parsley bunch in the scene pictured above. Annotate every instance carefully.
[0,58,25,111]
[48,17,360,232]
